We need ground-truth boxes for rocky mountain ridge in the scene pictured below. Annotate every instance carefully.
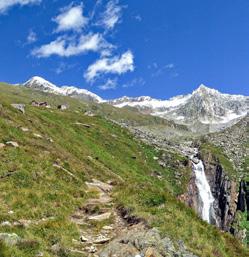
[110,84,249,133]
[22,77,248,133]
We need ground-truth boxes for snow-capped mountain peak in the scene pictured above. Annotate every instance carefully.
[193,84,220,95]
[109,85,248,132]
[23,76,103,103]
[24,76,59,92]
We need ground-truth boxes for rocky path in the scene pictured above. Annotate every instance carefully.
[69,179,198,257]
[69,179,126,256]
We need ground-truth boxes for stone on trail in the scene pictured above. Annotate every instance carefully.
[80,235,88,242]
[102,225,113,230]
[94,236,111,244]
[87,245,97,253]
[86,179,113,193]
[88,212,112,221]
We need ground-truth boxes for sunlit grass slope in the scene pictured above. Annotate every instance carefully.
[0,83,247,257]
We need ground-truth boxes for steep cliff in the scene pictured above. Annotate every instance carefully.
[231,181,249,244]
[179,151,237,231]
[200,150,238,231]
[237,181,249,215]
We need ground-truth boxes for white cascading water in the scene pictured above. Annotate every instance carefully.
[192,159,215,223]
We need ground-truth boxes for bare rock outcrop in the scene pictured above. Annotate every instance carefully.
[98,225,198,257]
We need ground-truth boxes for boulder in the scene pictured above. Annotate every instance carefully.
[86,245,97,253]
[51,243,61,253]
[88,212,112,221]
[94,236,111,244]
[98,226,198,257]
[102,225,113,230]
[0,233,21,246]
[58,104,68,110]
[20,127,29,132]
[74,122,91,128]
[33,133,43,139]
[80,235,88,242]
[11,104,25,114]
[6,141,19,147]
[191,157,199,164]
[1,221,11,227]
[0,143,5,149]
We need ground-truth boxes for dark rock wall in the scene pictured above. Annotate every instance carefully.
[180,152,239,232]
[201,152,238,231]
[237,181,249,220]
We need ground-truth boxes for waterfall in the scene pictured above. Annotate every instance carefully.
[192,159,215,223]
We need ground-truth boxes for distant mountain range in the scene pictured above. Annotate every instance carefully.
[22,76,249,132]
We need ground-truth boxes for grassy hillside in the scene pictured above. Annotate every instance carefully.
[0,83,248,257]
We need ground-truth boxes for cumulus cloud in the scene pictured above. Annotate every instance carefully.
[32,33,113,58]
[84,50,134,82]
[98,0,123,30]
[29,0,135,82]
[0,0,41,13]
[54,4,88,32]
[99,78,117,90]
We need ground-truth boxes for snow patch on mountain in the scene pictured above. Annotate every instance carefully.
[112,94,191,109]
[23,76,103,103]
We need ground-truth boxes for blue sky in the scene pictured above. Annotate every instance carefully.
[0,0,249,99]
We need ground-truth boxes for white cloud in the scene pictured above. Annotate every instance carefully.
[98,0,123,30]
[99,78,117,90]
[84,50,134,81]
[0,0,41,13]
[32,33,113,58]
[27,30,37,43]
[122,77,145,88]
[134,15,142,22]
[54,4,88,32]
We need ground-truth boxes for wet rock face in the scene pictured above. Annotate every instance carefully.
[237,181,249,220]
[180,152,238,231]
[201,153,238,231]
